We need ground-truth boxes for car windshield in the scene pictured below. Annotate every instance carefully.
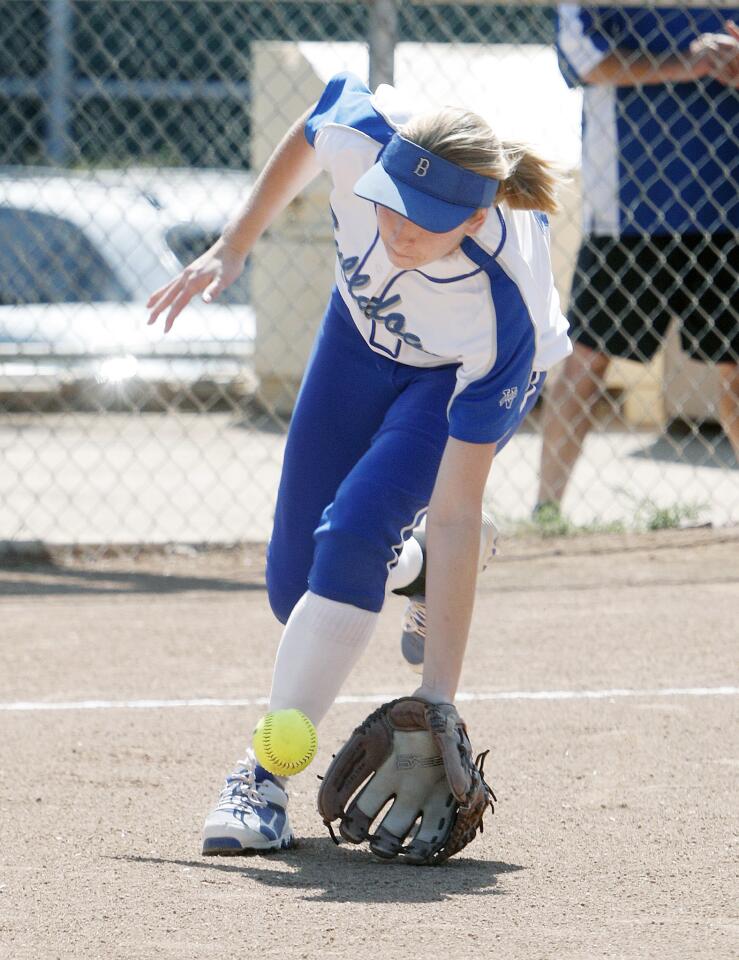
[165,223,250,305]
[0,208,131,304]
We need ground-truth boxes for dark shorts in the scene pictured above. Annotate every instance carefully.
[568,234,738,364]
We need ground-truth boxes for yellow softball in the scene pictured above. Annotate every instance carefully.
[252,709,318,777]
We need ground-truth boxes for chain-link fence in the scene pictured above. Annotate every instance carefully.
[1,0,737,546]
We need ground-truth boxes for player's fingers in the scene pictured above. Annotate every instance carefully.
[146,281,172,309]
[370,825,412,859]
[158,271,212,331]
[338,755,400,843]
[339,797,374,843]
[370,797,423,859]
[203,255,246,302]
[377,799,421,839]
[163,286,199,333]
[202,278,222,304]
[149,264,215,326]
[147,276,186,325]
[354,761,400,819]
[403,780,456,865]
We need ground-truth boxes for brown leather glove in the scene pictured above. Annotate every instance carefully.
[317,697,495,865]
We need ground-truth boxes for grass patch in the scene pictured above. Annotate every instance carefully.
[505,496,708,539]
[633,498,707,532]
[513,502,626,539]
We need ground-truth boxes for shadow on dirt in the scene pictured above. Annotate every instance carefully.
[630,423,737,469]
[117,838,524,903]
[0,565,263,597]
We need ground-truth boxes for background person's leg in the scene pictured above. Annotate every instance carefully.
[538,343,611,508]
[677,234,739,464]
[539,235,673,512]
[717,363,739,461]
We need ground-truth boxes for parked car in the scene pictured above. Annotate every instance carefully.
[0,167,255,408]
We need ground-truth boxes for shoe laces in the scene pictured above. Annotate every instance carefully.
[403,596,427,638]
[217,757,268,811]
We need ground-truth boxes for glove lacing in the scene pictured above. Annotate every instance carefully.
[474,749,497,817]
[453,726,497,814]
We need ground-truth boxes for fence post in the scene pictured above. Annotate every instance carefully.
[250,43,337,417]
[368,0,398,88]
[47,0,73,165]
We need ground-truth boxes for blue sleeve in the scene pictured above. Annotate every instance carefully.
[448,266,537,446]
[449,347,535,446]
[304,72,395,147]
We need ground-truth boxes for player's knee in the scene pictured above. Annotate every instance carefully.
[265,568,304,625]
[309,485,431,612]
[309,528,388,613]
[267,592,292,626]
[266,588,292,625]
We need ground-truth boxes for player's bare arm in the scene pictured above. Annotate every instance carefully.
[146,103,321,332]
[414,436,496,706]
[584,21,739,86]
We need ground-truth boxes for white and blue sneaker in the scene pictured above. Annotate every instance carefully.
[202,750,294,855]
[397,513,499,673]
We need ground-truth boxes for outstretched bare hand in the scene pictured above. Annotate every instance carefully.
[146,238,246,333]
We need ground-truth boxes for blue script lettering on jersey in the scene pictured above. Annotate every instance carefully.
[335,240,424,351]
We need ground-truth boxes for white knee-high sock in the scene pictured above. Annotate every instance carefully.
[268,591,378,727]
[385,535,424,593]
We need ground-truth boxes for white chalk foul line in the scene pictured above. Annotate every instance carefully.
[0,686,737,713]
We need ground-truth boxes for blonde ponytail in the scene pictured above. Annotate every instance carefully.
[400,109,566,215]
[495,142,563,215]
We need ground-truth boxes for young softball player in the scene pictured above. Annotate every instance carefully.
[147,72,571,855]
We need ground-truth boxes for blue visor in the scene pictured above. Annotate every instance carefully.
[354,133,498,234]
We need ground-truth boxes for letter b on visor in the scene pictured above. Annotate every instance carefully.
[354,133,498,233]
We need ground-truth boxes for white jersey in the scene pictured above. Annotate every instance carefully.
[305,73,571,444]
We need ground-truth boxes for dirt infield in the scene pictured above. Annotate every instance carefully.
[1,528,737,960]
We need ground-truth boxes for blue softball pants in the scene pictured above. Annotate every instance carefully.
[266,288,543,623]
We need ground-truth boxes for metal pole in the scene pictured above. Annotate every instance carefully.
[47,0,73,165]
[368,0,398,89]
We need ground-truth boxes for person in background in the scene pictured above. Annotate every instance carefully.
[537,5,739,516]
